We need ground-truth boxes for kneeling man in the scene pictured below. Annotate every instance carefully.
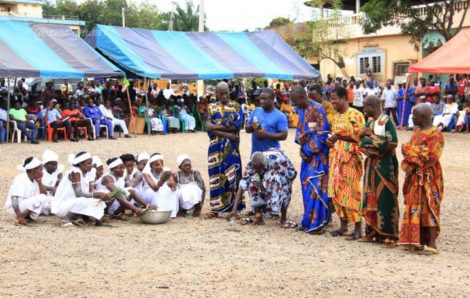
[228,148,297,225]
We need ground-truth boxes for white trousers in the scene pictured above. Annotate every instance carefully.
[112,118,129,135]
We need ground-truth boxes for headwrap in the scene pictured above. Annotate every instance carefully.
[42,149,59,164]
[142,154,165,175]
[17,157,42,172]
[137,152,150,163]
[176,154,190,168]
[92,155,103,168]
[68,152,92,166]
[108,158,123,170]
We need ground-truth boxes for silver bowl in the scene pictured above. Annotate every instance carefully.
[140,210,172,224]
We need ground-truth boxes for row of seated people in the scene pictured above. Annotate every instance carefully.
[1,93,213,143]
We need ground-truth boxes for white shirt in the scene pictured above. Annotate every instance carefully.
[98,104,114,119]
[381,87,397,108]
[364,87,379,97]
[5,173,40,209]
[353,86,365,107]
[0,108,7,121]
[163,88,174,100]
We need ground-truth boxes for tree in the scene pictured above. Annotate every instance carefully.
[362,0,470,50]
[266,17,292,28]
[165,0,207,32]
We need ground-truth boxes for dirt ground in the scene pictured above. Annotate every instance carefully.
[0,130,469,297]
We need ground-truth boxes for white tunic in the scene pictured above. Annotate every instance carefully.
[142,168,179,218]
[96,173,129,215]
[51,167,105,220]
[5,173,50,220]
[177,172,203,210]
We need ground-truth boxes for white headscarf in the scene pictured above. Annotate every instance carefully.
[176,154,190,168]
[92,155,103,168]
[17,157,42,172]
[142,154,165,175]
[42,149,59,164]
[108,158,123,170]
[68,152,92,166]
[137,152,150,163]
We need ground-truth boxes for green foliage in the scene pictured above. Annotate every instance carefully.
[266,17,292,28]
[44,0,203,36]
[362,0,470,49]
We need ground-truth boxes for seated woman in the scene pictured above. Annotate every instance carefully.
[161,99,180,133]
[137,100,164,134]
[197,97,208,123]
[433,95,459,130]
[141,153,179,218]
[5,157,51,225]
[51,152,109,227]
[95,157,149,218]
[176,100,196,132]
[279,96,299,128]
[41,149,64,215]
[175,154,205,217]
[455,97,470,132]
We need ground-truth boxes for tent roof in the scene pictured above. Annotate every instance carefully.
[0,21,124,78]
[408,28,470,74]
[85,25,320,80]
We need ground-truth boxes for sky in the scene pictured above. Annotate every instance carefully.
[155,0,320,31]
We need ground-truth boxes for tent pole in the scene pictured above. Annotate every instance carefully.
[6,77,10,142]
[144,77,151,136]
[125,78,136,137]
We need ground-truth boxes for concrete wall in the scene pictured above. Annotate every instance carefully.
[319,34,421,84]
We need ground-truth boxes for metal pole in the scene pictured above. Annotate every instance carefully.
[6,77,10,142]
[197,0,205,99]
[122,7,126,27]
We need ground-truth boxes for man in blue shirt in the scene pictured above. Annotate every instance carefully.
[246,88,288,154]
[82,96,115,139]
[39,99,75,142]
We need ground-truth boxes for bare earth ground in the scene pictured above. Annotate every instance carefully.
[0,130,469,297]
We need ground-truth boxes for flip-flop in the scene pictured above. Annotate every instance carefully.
[346,232,362,241]
[420,245,439,255]
[282,221,298,229]
[61,222,74,228]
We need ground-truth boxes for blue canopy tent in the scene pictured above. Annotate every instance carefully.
[0,21,124,140]
[85,24,320,80]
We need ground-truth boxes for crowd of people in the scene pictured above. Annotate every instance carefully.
[5,77,446,255]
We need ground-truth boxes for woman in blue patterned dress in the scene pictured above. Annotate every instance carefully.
[205,82,244,218]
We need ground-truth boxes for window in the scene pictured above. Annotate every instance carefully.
[357,48,385,76]
[359,57,369,74]
[394,62,409,77]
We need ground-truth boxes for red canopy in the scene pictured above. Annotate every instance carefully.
[408,28,470,74]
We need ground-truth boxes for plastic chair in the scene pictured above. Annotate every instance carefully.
[9,120,28,143]
[88,118,108,139]
[46,121,67,142]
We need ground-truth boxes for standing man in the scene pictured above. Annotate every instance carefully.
[327,87,365,240]
[291,86,331,233]
[205,81,244,218]
[381,79,398,124]
[352,80,365,113]
[245,88,288,154]
[360,95,400,244]
[400,104,444,254]
[308,84,336,126]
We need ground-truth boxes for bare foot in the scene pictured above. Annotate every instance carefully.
[253,217,265,225]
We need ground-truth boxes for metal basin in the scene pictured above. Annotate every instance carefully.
[140,210,172,224]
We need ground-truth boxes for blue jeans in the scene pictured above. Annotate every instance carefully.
[17,121,38,141]
[91,118,113,137]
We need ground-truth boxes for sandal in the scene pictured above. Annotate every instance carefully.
[346,232,362,241]
[71,218,86,227]
[61,222,74,228]
[238,218,253,225]
[420,245,439,255]
[330,229,347,237]
[358,236,375,243]
[204,212,218,219]
[283,221,298,229]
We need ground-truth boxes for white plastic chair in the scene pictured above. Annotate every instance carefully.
[88,118,109,139]
[9,120,28,143]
